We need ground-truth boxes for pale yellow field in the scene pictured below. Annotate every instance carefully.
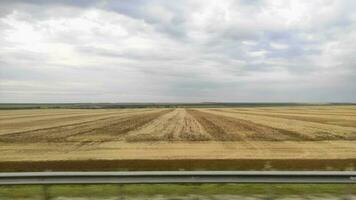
[0,106,355,162]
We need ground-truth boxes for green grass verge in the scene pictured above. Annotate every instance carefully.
[0,184,355,198]
[2,159,355,172]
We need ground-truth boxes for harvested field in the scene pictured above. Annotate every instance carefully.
[125,109,211,142]
[0,106,355,171]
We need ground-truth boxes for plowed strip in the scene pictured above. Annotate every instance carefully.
[0,110,93,120]
[187,109,236,141]
[0,109,170,143]
[204,109,356,140]
[188,109,308,141]
[235,108,356,117]
[67,109,172,143]
[0,109,151,135]
[218,109,356,128]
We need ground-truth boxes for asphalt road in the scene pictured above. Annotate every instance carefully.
[0,171,355,185]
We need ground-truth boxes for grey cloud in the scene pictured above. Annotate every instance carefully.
[0,0,100,7]
[100,1,189,38]
[0,0,355,103]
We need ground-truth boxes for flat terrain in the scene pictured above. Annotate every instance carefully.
[1,184,355,199]
[0,106,355,171]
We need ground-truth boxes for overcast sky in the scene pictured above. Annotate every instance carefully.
[0,0,355,103]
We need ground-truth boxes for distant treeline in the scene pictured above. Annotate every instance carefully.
[0,102,355,109]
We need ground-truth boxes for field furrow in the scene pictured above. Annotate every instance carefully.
[66,109,172,143]
[188,109,308,141]
[202,109,356,140]
[222,110,356,128]
[125,108,211,142]
[0,109,96,120]
[239,107,356,117]
[0,109,169,143]
[0,109,152,135]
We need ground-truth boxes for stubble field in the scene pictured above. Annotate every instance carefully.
[0,106,355,171]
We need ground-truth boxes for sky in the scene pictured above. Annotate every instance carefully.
[0,0,355,103]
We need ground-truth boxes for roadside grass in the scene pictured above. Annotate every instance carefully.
[0,184,355,198]
[1,159,355,172]
[0,185,43,199]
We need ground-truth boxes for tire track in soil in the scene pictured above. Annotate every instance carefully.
[188,109,310,141]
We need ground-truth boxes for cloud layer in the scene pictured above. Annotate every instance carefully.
[0,0,355,103]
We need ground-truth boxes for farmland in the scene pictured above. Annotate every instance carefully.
[0,106,355,171]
